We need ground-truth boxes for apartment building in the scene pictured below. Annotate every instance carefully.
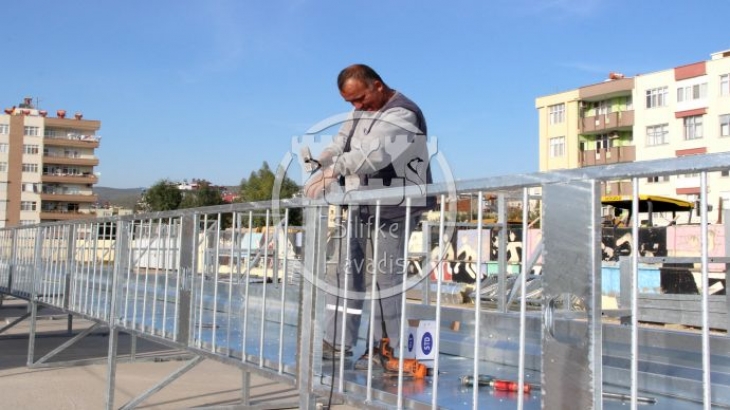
[0,98,100,227]
[536,49,730,224]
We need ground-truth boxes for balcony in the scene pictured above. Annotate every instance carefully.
[600,181,633,197]
[40,192,98,203]
[41,172,98,185]
[579,145,636,167]
[43,154,99,167]
[580,110,634,134]
[40,211,97,222]
[44,133,100,149]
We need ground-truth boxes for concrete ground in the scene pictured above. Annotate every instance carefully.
[0,297,356,410]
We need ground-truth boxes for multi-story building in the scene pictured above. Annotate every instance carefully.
[536,49,730,224]
[0,98,101,227]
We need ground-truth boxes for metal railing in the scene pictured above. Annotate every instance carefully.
[1,152,729,409]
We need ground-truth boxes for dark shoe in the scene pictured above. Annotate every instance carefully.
[354,350,385,371]
[323,340,352,360]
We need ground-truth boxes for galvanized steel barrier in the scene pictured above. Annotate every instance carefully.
[1,152,730,409]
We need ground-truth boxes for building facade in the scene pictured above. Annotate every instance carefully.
[536,49,730,224]
[0,98,101,227]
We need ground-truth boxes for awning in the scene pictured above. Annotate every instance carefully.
[601,194,694,213]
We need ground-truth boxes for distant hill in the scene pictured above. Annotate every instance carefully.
[94,186,145,209]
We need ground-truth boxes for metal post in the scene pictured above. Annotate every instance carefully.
[497,193,507,312]
[177,213,195,345]
[242,370,251,406]
[297,206,326,409]
[106,220,129,410]
[27,227,44,367]
[542,180,603,409]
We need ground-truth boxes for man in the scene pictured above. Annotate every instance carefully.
[304,64,432,370]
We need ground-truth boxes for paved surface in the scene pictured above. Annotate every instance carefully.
[0,297,357,410]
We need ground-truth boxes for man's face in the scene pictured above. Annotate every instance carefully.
[340,78,387,111]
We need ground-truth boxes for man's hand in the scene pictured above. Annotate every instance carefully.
[303,167,339,199]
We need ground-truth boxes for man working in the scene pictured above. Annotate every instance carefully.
[304,64,432,370]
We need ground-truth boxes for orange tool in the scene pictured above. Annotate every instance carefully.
[379,338,429,379]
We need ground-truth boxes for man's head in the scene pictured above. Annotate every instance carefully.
[337,64,394,111]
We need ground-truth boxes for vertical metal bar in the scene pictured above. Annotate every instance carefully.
[105,327,119,410]
[27,297,38,366]
[41,227,50,303]
[241,370,251,407]
[396,198,412,409]
[517,188,529,410]
[69,225,79,312]
[93,223,103,318]
[259,210,271,365]
[700,172,711,410]
[163,217,173,338]
[212,212,222,353]
[278,208,289,374]
[242,211,254,362]
[123,222,134,328]
[64,225,75,312]
[497,194,507,313]
[421,221,431,306]
[542,181,602,410]
[197,214,208,347]
[365,201,382,402]
[472,192,484,410]
[432,195,447,409]
[28,227,44,367]
[142,219,153,331]
[132,222,142,330]
[227,212,237,355]
[176,213,195,346]
[152,219,162,335]
[630,178,640,410]
[83,225,92,315]
[297,206,326,409]
[106,220,128,410]
[337,206,351,392]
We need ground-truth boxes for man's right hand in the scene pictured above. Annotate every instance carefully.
[304,167,339,199]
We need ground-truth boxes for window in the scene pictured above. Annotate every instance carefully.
[721,170,729,177]
[646,87,668,108]
[721,114,730,137]
[647,124,669,146]
[22,183,40,193]
[23,144,39,155]
[549,104,565,124]
[23,126,40,136]
[596,134,613,150]
[647,175,670,184]
[0,143,8,153]
[683,115,703,140]
[20,201,37,211]
[0,162,6,172]
[549,136,565,157]
[594,100,611,116]
[677,83,708,102]
[721,74,729,96]
[21,163,38,173]
[19,220,36,226]
[0,124,8,135]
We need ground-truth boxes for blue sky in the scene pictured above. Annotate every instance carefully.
[2,1,728,188]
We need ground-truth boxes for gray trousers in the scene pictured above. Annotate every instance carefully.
[324,212,415,351]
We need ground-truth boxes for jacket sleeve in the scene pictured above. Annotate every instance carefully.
[331,108,419,177]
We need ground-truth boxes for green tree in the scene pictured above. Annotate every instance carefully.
[237,162,301,226]
[180,180,225,209]
[142,179,182,211]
